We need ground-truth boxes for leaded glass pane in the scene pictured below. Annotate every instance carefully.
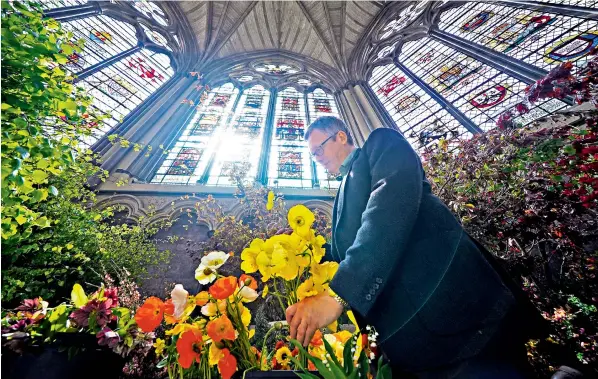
[268,87,312,188]
[438,1,598,70]
[151,83,240,185]
[369,63,472,153]
[400,38,567,131]
[207,85,271,186]
[307,88,342,190]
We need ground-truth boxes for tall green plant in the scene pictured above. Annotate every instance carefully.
[1,1,170,305]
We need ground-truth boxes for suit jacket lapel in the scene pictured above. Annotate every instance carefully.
[333,173,350,260]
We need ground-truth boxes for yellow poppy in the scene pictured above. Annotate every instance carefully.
[287,205,315,238]
[209,341,224,366]
[256,251,273,282]
[266,191,275,211]
[240,239,264,273]
[261,284,269,298]
[297,278,320,301]
[271,243,299,281]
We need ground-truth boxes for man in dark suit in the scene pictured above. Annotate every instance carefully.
[286,116,535,378]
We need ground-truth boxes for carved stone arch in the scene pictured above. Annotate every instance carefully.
[149,198,216,230]
[275,82,304,93]
[300,200,333,220]
[95,194,146,223]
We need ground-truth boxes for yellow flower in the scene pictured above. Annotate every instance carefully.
[297,278,320,301]
[324,333,345,364]
[271,243,299,281]
[240,239,264,273]
[166,323,198,336]
[346,310,359,333]
[333,330,353,344]
[249,328,255,339]
[287,205,315,238]
[327,320,338,333]
[309,232,327,263]
[266,191,275,211]
[275,346,293,367]
[256,251,273,282]
[201,302,218,317]
[240,304,251,327]
[261,284,269,298]
[209,341,224,366]
[311,261,338,288]
[153,338,166,356]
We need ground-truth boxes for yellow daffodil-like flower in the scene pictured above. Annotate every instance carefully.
[287,205,315,238]
[261,284,269,298]
[240,239,264,273]
[195,264,218,285]
[266,191,275,211]
[324,333,345,364]
[275,346,293,368]
[153,338,166,356]
[347,310,359,333]
[297,278,321,301]
[271,243,299,281]
[209,341,224,366]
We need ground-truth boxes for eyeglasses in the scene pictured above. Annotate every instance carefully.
[310,133,337,158]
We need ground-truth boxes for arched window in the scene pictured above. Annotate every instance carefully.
[268,87,312,188]
[438,2,598,70]
[207,85,271,186]
[307,88,342,189]
[43,3,176,147]
[369,63,470,152]
[151,83,240,185]
[400,37,566,131]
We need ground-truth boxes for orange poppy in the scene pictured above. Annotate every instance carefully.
[310,329,323,347]
[207,314,236,343]
[163,299,177,324]
[308,360,316,371]
[134,297,164,332]
[218,348,237,379]
[195,291,209,306]
[239,274,257,290]
[176,329,203,369]
[209,276,237,300]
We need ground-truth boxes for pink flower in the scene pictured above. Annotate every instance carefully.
[70,299,113,328]
[96,327,120,348]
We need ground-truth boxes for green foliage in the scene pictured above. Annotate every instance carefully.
[1,1,170,305]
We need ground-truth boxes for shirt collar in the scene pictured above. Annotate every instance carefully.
[339,148,359,177]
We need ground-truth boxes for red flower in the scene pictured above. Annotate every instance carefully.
[218,348,237,379]
[134,297,164,332]
[209,277,238,300]
[275,340,285,350]
[176,329,203,369]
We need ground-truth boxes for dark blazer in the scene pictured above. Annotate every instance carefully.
[327,128,516,371]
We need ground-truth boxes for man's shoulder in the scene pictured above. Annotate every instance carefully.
[363,128,408,151]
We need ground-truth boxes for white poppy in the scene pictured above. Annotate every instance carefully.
[171,284,188,319]
[200,251,229,269]
[195,264,217,285]
[238,286,258,302]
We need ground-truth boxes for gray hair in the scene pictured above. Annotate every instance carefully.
[304,116,354,145]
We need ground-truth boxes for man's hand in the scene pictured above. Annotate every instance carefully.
[286,293,344,347]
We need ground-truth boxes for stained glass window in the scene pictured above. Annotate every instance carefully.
[207,85,271,186]
[369,63,471,153]
[307,89,342,189]
[151,83,239,184]
[268,87,312,188]
[438,1,598,70]
[400,37,567,131]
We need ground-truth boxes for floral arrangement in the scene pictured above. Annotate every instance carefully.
[2,281,153,366]
[240,205,337,318]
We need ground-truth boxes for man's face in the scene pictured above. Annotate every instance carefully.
[307,129,346,174]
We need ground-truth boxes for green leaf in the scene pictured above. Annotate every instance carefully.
[32,216,50,227]
[1,103,12,110]
[376,359,392,379]
[49,186,59,196]
[31,189,48,202]
[31,169,48,183]
[48,304,70,333]
[15,147,30,159]
[343,335,354,375]
[563,144,576,156]
[156,357,168,369]
[71,283,88,308]
[15,215,28,225]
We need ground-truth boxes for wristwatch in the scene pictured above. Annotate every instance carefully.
[332,293,350,309]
